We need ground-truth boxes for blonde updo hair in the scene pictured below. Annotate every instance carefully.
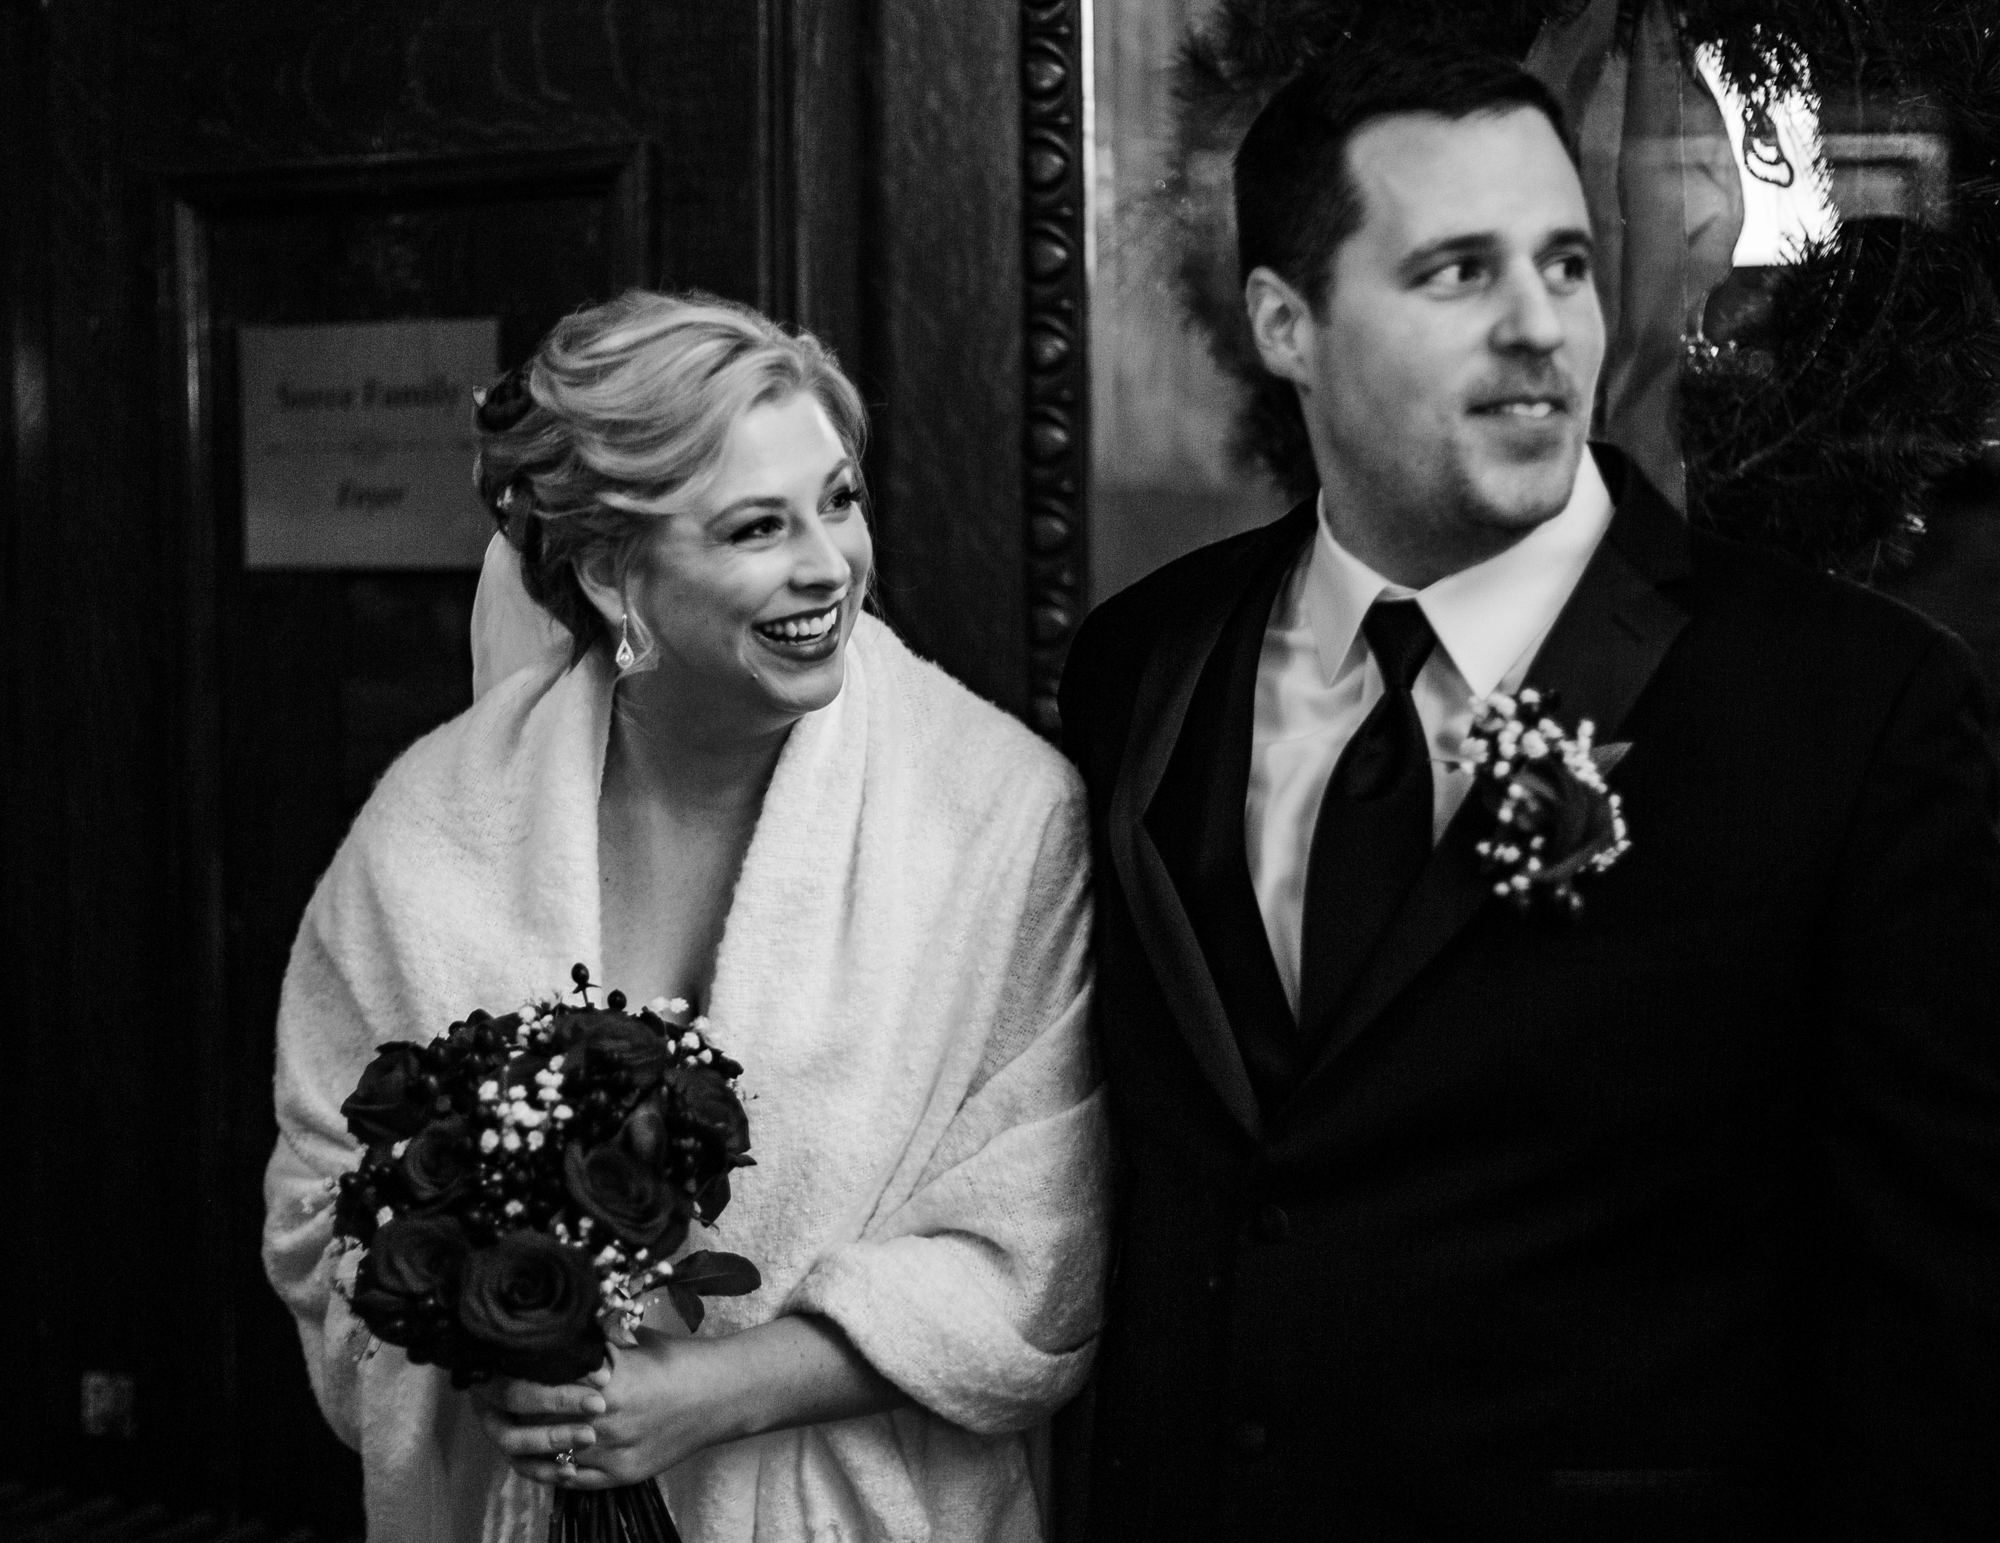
[473,290,868,668]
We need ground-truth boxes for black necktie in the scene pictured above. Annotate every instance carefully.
[1296,598,1438,1049]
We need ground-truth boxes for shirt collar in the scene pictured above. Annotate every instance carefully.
[1302,448,1616,697]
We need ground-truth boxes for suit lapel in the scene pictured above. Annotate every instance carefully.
[1107,501,1317,1141]
[1293,450,1693,1088]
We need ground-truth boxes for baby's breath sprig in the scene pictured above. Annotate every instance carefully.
[1461,687,1631,915]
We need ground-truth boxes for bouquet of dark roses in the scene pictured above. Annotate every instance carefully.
[330,964,758,1543]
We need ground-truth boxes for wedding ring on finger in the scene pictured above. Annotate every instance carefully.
[555,1448,578,1481]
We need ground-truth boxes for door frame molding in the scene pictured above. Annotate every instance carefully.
[1021,0,1091,736]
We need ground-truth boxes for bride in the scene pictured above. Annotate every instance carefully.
[262,290,1108,1543]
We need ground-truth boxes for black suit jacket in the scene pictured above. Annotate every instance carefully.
[1059,452,2000,1542]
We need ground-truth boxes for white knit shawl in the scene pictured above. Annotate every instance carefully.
[261,615,1109,1543]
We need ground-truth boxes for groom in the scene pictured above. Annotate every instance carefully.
[1061,40,2000,1543]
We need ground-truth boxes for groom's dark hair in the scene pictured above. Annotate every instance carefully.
[1235,43,1579,312]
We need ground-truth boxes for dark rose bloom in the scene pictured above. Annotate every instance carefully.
[457,1234,605,1383]
[620,1082,746,1224]
[349,1275,421,1347]
[341,1043,435,1145]
[370,1213,471,1298]
[563,1139,688,1254]
[1506,758,1621,885]
[350,1217,469,1360]
[568,1012,669,1091]
[619,1099,668,1167]
[447,1010,512,1055]
[399,1116,478,1208]
[661,1063,752,1168]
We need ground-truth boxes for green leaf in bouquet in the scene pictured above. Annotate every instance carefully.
[664,1283,706,1334]
[671,1250,761,1296]
[660,1251,761,1333]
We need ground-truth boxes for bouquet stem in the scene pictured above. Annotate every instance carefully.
[550,1482,681,1543]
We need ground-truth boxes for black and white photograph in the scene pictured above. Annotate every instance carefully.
[3,3,1998,1542]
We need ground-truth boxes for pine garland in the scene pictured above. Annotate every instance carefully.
[1685,222,2000,577]
[1163,0,2000,577]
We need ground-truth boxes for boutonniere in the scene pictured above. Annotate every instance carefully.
[1460,687,1631,914]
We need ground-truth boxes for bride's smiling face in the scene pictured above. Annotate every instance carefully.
[609,391,872,735]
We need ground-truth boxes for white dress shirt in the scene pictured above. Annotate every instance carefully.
[1246,453,1616,1014]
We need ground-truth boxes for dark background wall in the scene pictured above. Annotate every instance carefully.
[0,2,1089,1537]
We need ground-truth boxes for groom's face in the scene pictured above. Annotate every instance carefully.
[1279,107,1605,575]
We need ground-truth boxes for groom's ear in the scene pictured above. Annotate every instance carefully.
[1244,265,1319,388]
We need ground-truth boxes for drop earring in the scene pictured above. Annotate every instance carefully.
[614,613,636,671]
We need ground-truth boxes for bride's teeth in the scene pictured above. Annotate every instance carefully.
[763,606,837,642]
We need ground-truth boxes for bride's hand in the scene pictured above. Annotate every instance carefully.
[474,1313,906,1490]
[480,1330,741,1491]
[471,1365,610,1483]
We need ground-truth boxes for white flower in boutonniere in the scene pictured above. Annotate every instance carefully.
[1460,687,1632,914]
